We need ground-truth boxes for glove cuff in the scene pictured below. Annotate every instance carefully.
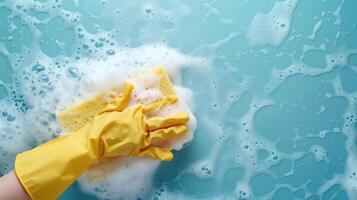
[14,133,95,200]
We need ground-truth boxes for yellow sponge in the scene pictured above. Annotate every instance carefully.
[59,67,176,132]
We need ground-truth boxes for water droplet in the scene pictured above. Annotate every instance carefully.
[106,49,115,55]
[67,67,79,79]
[39,74,49,82]
[145,8,151,14]
[32,64,45,73]
[95,42,103,48]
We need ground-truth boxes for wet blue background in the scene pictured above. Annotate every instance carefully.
[0,0,357,199]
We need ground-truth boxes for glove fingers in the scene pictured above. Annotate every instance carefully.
[149,125,188,143]
[146,112,189,131]
[142,95,178,113]
[138,147,173,161]
[112,82,133,110]
[100,82,133,113]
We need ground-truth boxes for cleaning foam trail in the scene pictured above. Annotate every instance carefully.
[0,43,203,199]
[246,0,298,47]
[1,0,356,199]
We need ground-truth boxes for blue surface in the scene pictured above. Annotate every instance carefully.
[0,0,357,199]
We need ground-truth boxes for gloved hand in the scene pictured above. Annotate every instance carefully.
[14,82,189,200]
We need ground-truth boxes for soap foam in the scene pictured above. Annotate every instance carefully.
[0,44,202,199]
[78,157,161,200]
[1,0,356,199]
[246,0,298,47]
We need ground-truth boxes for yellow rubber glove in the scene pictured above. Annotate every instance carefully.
[59,67,177,132]
[14,83,189,200]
